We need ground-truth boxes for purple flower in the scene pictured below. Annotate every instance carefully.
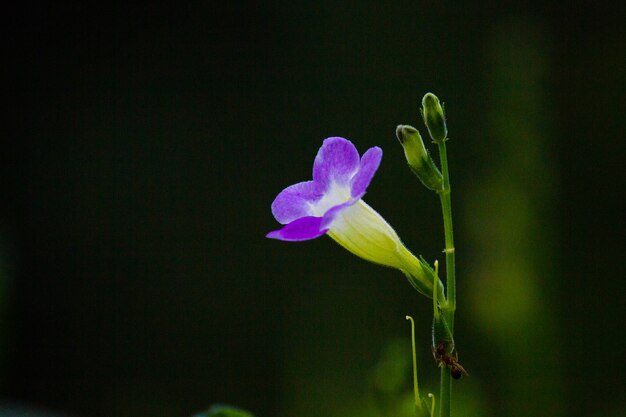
[267,137,433,294]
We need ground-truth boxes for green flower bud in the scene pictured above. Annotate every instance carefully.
[421,93,447,143]
[396,125,443,192]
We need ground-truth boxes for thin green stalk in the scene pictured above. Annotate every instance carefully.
[437,140,456,417]
[406,315,424,416]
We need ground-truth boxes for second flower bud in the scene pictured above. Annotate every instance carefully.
[396,125,443,192]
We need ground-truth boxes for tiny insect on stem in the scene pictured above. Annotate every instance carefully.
[432,343,469,380]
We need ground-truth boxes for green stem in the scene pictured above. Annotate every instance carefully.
[437,140,456,417]
[439,368,451,417]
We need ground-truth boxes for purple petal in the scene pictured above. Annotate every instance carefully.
[266,216,328,241]
[271,180,321,225]
[313,137,360,191]
[350,147,382,197]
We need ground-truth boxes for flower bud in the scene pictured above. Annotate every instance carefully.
[421,93,447,143]
[396,125,443,192]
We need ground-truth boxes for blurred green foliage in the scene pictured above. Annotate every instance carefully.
[194,405,255,417]
[464,18,563,417]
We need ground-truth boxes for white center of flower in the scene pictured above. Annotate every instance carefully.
[310,182,352,217]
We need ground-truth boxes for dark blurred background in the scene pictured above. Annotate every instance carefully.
[2,2,625,417]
